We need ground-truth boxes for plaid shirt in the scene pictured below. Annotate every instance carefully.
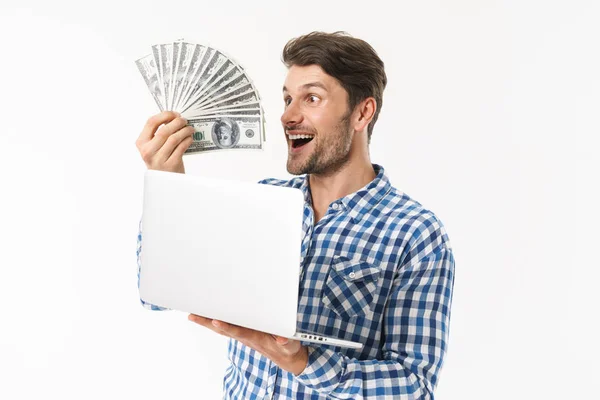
[137,164,455,399]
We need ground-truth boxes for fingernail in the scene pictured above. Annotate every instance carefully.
[212,320,220,328]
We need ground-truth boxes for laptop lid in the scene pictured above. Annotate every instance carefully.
[139,169,305,338]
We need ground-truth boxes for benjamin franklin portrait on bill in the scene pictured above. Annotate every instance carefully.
[211,118,240,148]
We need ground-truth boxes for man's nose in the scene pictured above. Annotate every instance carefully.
[280,100,303,127]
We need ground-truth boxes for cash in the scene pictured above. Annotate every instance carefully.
[135,40,266,154]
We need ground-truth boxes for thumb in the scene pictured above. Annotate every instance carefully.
[272,335,289,345]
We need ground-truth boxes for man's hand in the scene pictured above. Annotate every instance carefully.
[135,111,195,174]
[188,314,309,376]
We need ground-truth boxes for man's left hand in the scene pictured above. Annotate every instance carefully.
[188,314,308,376]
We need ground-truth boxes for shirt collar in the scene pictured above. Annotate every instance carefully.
[298,164,392,224]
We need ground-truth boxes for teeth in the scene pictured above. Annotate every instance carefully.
[288,134,314,140]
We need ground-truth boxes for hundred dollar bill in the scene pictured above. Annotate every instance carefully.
[193,88,259,112]
[151,43,174,110]
[190,60,237,102]
[163,44,174,110]
[185,115,264,154]
[135,54,165,110]
[172,42,196,111]
[183,79,252,116]
[186,67,247,110]
[169,41,182,111]
[178,47,214,111]
[182,49,228,111]
[191,108,262,118]
[176,44,209,111]
[194,102,261,114]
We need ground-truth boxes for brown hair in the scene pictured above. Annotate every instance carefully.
[282,31,387,141]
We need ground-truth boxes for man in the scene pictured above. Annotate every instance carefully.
[136,31,455,399]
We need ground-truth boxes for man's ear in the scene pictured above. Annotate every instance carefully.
[353,97,376,133]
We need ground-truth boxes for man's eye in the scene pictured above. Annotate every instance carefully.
[308,95,319,103]
[284,97,292,106]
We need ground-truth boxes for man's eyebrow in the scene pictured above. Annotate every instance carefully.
[282,82,328,93]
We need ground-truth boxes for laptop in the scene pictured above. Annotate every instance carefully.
[139,169,363,349]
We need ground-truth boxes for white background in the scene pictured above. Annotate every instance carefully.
[1,1,598,398]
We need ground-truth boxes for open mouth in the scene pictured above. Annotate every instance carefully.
[292,137,314,149]
[289,133,315,149]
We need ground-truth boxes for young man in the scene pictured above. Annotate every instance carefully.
[136,31,455,399]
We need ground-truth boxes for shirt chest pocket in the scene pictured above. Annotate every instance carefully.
[321,256,381,320]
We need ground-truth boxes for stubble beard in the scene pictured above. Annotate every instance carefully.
[286,111,353,176]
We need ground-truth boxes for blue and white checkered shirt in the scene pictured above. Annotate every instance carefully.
[137,164,455,399]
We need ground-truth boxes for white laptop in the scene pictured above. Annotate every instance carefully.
[139,169,363,349]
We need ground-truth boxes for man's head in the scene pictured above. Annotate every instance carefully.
[281,31,387,176]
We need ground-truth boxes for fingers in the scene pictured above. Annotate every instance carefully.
[144,117,189,160]
[212,320,254,340]
[154,122,194,162]
[136,111,179,149]
[273,336,289,345]
[166,128,195,164]
[139,118,193,169]
[188,315,229,337]
[188,315,262,344]
[188,314,302,363]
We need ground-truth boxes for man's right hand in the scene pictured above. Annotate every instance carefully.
[136,111,195,174]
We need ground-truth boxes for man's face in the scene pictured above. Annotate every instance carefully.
[281,65,353,176]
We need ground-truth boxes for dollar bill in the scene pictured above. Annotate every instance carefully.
[183,78,252,116]
[194,102,261,114]
[176,44,208,111]
[191,108,262,118]
[185,115,264,154]
[192,61,236,101]
[151,45,164,107]
[163,44,174,110]
[172,42,196,111]
[193,88,259,112]
[169,41,182,111]
[177,47,213,111]
[185,66,246,110]
[151,43,174,110]
[135,54,165,110]
[137,40,267,152]
[182,49,228,111]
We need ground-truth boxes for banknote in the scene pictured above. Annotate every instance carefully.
[193,88,259,112]
[182,50,229,111]
[176,44,208,111]
[135,54,165,110]
[191,108,263,118]
[136,40,267,154]
[185,67,247,111]
[193,102,261,114]
[183,80,253,117]
[172,42,197,111]
[185,115,264,154]
[169,41,182,111]
[152,44,174,110]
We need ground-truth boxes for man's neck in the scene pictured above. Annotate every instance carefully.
[308,159,376,223]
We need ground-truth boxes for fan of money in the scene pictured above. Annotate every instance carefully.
[135,40,265,154]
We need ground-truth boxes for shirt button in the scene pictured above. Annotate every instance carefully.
[332,203,339,210]
[348,272,356,279]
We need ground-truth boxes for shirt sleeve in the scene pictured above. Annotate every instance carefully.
[137,217,170,311]
[294,244,455,399]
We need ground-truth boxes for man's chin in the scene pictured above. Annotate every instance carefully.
[286,158,311,176]
[286,163,305,176]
